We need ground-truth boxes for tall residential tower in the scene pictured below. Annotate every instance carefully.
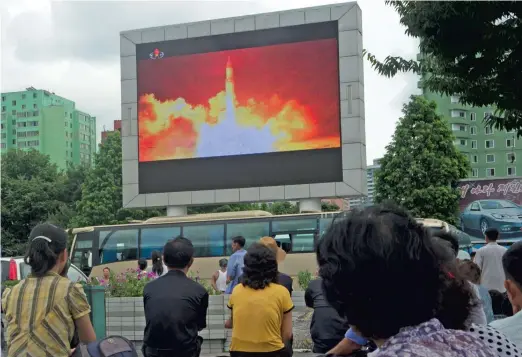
[1,87,97,169]
[419,70,519,179]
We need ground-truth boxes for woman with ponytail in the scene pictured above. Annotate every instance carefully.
[1,223,96,356]
[151,250,165,277]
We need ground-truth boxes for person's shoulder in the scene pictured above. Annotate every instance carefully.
[270,282,290,295]
[185,276,208,295]
[490,314,517,329]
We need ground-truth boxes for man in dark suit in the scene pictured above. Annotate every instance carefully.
[142,237,209,357]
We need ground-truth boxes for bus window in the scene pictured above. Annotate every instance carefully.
[140,226,181,258]
[272,219,317,232]
[226,221,269,255]
[99,229,139,264]
[319,218,333,237]
[292,233,315,252]
[183,224,225,257]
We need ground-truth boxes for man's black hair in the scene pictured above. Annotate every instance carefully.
[431,231,459,257]
[138,258,148,271]
[485,227,499,241]
[232,236,246,248]
[503,241,522,289]
[163,236,194,269]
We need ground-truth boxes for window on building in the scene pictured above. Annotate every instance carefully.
[485,140,495,149]
[1,106,5,112]
[226,221,270,255]
[472,155,478,163]
[70,113,72,119]
[507,167,516,176]
[12,139,15,145]
[33,104,37,109]
[0,143,5,149]
[12,130,16,135]
[507,153,516,163]
[451,110,466,118]
[470,113,476,121]
[99,229,139,264]
[506,138,515,148]
[33,93,37,99]
[450,95,460,103]
[11,110,15,115]
[1,133,6,139]
[21,94,26,99]
[11,120,15,125]
[65,112,68,118]
[460,139,467,146]
[471,168,479,177]
[17,132,26,138]
[140,226,181,258]
[1,96,5,102]
[486,154,495,163]
[485,126,494,135]
[183,224,225,257]
[0,124,3,130]
[484,111,493,119]
[470,126,477,135]
[11,100,16,106]
[486,168,495,177]
[21,105,26,110]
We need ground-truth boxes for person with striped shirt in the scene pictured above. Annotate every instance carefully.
[1,223,96,356]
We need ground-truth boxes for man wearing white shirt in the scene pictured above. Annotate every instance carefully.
[474,228,507,292]
[490,241,522,347]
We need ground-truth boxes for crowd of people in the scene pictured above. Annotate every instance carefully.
[1,203,522,357]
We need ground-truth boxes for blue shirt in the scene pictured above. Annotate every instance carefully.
[225,249,246,294]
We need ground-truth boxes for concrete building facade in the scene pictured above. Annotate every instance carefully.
[1,87,97,169]
[349,158,381,208]
[420,88,520,180]
[101,120,122,144]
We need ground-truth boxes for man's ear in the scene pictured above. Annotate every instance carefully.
[187,257,194,269]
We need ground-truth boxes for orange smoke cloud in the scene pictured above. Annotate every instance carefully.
[138,91,340,162]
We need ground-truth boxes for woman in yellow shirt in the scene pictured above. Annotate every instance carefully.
[2,223,97,357]
[225,243,294,357]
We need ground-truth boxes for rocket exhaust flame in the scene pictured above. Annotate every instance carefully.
[138,38,341,162]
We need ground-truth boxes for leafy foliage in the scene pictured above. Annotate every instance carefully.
[72,131,162,227]
[297,270,313,290]
[374,96,470,224]
[1,150,66,255]
[364,1,522,134]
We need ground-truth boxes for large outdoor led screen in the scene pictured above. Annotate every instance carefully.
[136,21,342,193]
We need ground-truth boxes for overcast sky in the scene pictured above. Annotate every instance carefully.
[1,0,419,164]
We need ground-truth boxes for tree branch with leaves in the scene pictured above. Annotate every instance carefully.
[364,1,522,134]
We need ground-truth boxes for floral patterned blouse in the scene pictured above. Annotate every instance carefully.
[375,318,496,357]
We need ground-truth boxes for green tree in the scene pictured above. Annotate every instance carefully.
[1,150,65,254]
[73,132,161,227]
[374,96,470,224]
[364,1,522,134]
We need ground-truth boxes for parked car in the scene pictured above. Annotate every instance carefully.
[0,257,88,283]
[460,199,522,238]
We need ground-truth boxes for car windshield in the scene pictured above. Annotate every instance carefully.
[480,200,518,209]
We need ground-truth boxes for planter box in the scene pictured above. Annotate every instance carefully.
[105,291,308,354]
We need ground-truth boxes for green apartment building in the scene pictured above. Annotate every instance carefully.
[421,90,519,179]
[1,87,97,169]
